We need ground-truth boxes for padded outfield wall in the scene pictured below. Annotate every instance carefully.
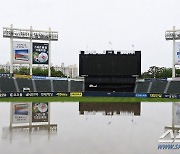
[0,91,179,99]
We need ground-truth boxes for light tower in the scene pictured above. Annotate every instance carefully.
[165,26,180,78]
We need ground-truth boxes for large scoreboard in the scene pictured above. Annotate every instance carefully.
[79,51,141,77]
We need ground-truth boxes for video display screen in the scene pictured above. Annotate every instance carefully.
[79,51,141,76]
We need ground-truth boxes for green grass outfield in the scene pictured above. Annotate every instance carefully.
[0,97,180,102]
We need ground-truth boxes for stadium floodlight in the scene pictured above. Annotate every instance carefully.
[165,26,180,78]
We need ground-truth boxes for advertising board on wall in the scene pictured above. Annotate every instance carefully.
[3,25,58,75]
[3,27,58,41]
[33,43,49,64]
[32,102,48,122]
[175,42,180,65]
[70,92,82,97]
[12,103,29,124]
[0,73,13,78]
[13,41,30,64]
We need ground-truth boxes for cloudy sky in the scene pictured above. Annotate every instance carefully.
[0,0,180,72]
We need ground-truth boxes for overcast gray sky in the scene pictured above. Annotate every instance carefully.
[0,0,180,72]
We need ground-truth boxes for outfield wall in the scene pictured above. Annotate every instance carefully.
[0,91,179,99]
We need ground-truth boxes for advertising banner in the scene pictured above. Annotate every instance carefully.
[12,103,29,124]
[70,92,82,97]
[149,93,162,98]
[33,43,49,64]
[13,41,30,64]
[14,74,32,79]
[3,27,58,41]
[0,73,13,78]
[32,102,48,122]
[174,103,180,125]
[175,42,180,65]
[135,93,148,98]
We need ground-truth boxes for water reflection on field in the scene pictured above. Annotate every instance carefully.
[0,101,179,154]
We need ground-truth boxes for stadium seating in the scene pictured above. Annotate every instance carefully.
[16,78,34,92]
[167,81,180,94]
[150,81,167,93]
[53,80,68,92]
[135,81,150,93]
[34,80,51,92]
[0,77,84,93]
[1,76,180,94]
[70,80,84,92]
[0,77,16,92]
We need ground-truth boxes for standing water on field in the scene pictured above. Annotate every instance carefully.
[0,102,179,154]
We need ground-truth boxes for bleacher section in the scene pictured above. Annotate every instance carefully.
[167,81,180,94]
[0,77,16,92]
[34,80,51,92]
[135,79,180,94]
[53,80,68,92]
[70,80,83,92]
[2,76,180,94]
[150,81,167,93]
[0,77,84,93]
[135,81,150,93]
[16,78,34,92]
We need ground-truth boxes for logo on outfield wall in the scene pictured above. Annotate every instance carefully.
[150,94,162,98]
[135,93,147,98]
[56,93,69,97]
[70,92,82,97]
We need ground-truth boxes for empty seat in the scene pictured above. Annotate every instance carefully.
[167,81,180,94]
[34,80,51,92]
[0,77,16,92]
[16,78,34,92]
[150,81,167,93]
[71,80,83,92]
[136,81,150,93]
[53,80,68,92]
